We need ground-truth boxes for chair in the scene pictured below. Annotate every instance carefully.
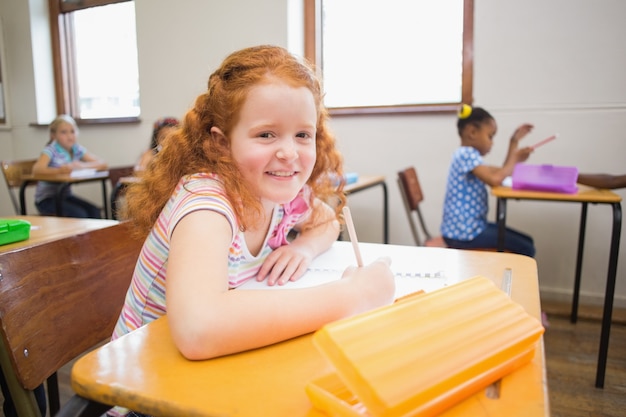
[0,222,143,416]
[107,165,135,220]
[1,159,37,214]
[397,167,447,247]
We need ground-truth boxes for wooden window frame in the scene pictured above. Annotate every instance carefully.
[48,0,138,124]
[303,0,474,115]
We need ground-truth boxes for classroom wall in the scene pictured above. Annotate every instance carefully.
[0,0,624,308]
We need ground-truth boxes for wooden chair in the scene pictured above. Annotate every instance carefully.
[1,159,38,215]
[0,222,143,416]
[397,167,447,247]
[107,165,135,220]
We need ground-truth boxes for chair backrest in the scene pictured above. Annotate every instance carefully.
[107,165,135,189]
[0,221,143,415]
[397,167,435,246]
[1,159,38,214]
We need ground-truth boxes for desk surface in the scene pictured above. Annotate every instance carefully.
[343,174,385,194]
[492,184,622,203]
[21,170,110,184]
[70,246,548,417]
[0,216,118,253]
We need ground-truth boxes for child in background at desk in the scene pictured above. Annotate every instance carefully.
[134,116,180,172]
[440,104,537,257]
[114,45,394,371]
[32,114,108,218]
[577,173,626,189]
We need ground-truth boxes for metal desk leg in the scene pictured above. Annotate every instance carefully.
[55,395,112,417]
[595,202,622,388]
[381,181,389,244]
[101,179,109,219]
[496,198,507,251]
[571,203,588,323]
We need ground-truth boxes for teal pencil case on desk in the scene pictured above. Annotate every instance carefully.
[0,219,31,246]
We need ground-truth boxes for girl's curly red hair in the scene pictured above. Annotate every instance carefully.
[120,45,346,238]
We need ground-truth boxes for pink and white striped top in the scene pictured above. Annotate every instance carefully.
[112,172,310,341]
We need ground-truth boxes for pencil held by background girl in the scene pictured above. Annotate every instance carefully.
[32,114,107,218]
[114,45,395,364]
[440,104,536,257]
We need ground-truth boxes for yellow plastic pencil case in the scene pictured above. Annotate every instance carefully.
[306,276,544,417]
[0,219,31,246]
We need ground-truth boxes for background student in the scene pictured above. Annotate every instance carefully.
[577,173,626,189]
[134,116,180,172]
[440,104,536,257]
[112,46,395,416]
[32,114,108,218]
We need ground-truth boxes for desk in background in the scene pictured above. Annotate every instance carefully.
[0,216,118,254]
[492,184,622,388]
[19,170,110,219]
[61,245,547,417]
[344,174,388,244]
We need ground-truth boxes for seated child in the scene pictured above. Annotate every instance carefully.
[440,104,536,257]
[32,114,108,218]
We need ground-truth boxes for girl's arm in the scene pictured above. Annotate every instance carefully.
[577,173,626,190]
[32,153,72,175]
[257,198,340,286]
[473,123,534,187]
[166,209,395,360]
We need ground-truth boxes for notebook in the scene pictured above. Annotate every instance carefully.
[236,241,458,299]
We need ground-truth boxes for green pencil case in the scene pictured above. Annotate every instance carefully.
[0,219,31,246]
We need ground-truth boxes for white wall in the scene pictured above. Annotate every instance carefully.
[0,0,625,308]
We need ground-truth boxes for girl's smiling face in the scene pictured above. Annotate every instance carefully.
[52,121,77,152]
[226,79,317,207]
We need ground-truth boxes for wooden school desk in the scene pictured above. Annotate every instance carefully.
[344,174,389,243]
[0,215,117,253]
[60,245,548,417]
[492,185,622,388]
[0,216,120,416]
[19,170,110,218]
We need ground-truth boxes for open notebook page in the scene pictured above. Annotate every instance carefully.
[237,241,461,299]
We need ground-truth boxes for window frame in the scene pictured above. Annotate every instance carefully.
[303,0,474,115]
[48,0,139,124]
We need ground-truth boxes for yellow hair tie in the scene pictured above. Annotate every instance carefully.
[458,104,472,119]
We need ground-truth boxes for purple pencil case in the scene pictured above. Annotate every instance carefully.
[512,164,578,194]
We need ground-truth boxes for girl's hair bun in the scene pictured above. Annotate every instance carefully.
[458,104,472,119]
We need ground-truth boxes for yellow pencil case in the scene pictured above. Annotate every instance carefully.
[306,276,544,417]
[0,219,31,246]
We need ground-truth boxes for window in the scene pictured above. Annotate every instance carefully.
[304,0,473,115]
[49,0,140,122]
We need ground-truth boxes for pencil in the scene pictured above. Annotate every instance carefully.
[530,134,557,150]
[342,206,364,267]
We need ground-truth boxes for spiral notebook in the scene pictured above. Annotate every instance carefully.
[237,241,458,299]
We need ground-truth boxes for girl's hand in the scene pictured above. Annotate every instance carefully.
[58,164,73,174]
[257,244,313,286]
[510,123,534,143]
[342,257,395,309]
[515,146,534,163]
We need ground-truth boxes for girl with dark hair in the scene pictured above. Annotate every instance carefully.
[440,104,537,256]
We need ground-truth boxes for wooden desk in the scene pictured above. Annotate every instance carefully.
[0,216,121,416]
[19,170,110,219]
[492,185,622,388]
[0,216,118,253]
[61,246,547,417]
[344,174,388,243]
